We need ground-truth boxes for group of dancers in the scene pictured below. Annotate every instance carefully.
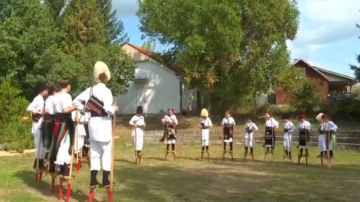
[130,108,338,167]
[26,61,117,202]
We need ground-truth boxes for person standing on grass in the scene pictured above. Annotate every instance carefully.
[282,115,296,159]
[199,108,212,160]
[316,113,326,158]
[244,118,258,156]
[73,61,118,194]
[161,108,178,160]
[263,112,279,152]
[26,82,49,171]
[221,110,235,160]
[297,114,311,158]
[321,114,338,158]
[129,106,146,164]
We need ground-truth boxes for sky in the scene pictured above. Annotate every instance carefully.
[116,0,360,77]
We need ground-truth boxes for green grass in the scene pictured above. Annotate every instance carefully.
[1,135,360,202]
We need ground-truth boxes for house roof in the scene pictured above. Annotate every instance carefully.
[125,42,183,76]
[293,58,328,81]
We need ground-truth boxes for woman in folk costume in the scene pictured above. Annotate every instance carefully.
[321,114,337,158]
[199,108,212,160]
[221,111,235,160]
[161,108,178,160]
[263,112,279,152]
[73,61,118,199]
[129,106,146,164]
[282,115,296,159]
[244,118,258,157]
[298,114,311,158]
[26,82,49,171]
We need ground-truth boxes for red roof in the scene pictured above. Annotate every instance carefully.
[125,42,183,76]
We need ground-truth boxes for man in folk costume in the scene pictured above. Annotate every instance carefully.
[81,101,91,162]
[221,111,235,160]
[321,114,337,158]
[50,78,77,200]
[199,108,212,160]
[244,119,258,159]
[129,106,146,164]
[298,114,311,160]
[26,82,49,171]
[282,115,296,159]
[43,86,60,163]
[73,61,118,200]
[263,112,279,153]
[161,108,178,160]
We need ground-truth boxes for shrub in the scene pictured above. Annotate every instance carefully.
[0,75,32,152]
[290,79,322,113]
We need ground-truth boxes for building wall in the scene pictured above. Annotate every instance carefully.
[276,61,328,104]
[114,61,181,114]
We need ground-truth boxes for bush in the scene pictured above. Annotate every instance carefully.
[321,95,360,120]
[290,79,322,113]
[0,75,33,152]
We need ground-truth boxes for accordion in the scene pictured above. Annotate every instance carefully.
[85,87,106,116]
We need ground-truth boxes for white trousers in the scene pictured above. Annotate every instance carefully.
[201,129,210,146]
[318,134,333,152]
[90,140,112,171]
[283,134,292,150]
[244,133,253,147]
[74,124,86,153]
[33,131,46,159]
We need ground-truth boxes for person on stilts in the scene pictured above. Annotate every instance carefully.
[315,113,326,165]
[263,112,278,161]
[161,108,178,161]
[321,114,337,168]
[282,115,295,161]
[244,118,258,161]
[221,111,235,161]
[129,106,146,164]
[27,82,49,182]
[52,78,77,201]
[73,61,118,202]
[72,108,90,171]
[297,114,311,165]
[199,108,212,161]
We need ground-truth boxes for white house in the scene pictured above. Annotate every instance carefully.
[115,42,198,115]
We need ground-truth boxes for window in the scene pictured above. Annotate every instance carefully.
[295,68,306,79]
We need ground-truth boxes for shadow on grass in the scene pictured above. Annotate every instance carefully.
[14,170,91,202]
[113,164,360,202]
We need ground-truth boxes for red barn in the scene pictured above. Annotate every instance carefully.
[275,58,357,104]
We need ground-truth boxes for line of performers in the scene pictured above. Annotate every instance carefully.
[130,108,338,166]
[26,61,118,202]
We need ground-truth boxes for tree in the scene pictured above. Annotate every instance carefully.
[350,23,360,80]
[142,39,156,51]
[137,0,300,111]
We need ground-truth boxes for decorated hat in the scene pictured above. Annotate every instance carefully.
[200,108,208,117]
[94,61,111,83]
[316,113,324,121]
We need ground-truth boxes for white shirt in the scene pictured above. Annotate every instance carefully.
[323,121,338,132]
[200,117,212,130]
[73,83,116,142]
[129,115,146,136]
[53,92,73,114]
[72,110,90,123]
[298,121,311,130]
[221,117,235,126]
[265,117,279,128]
[284,121,296,133]
[45,95,55,115]
[245,121,258,133]
[26,94,45,134]
[162,114,178,125]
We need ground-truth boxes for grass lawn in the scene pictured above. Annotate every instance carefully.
[1,135,360,202]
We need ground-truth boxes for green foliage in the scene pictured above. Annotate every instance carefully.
[137,0,300,111]
[142,39,156,51]
[350,22,360,80]
[290,79,322,113]
[322,95,360,120]
[0,75,32,152]
[351,85,360,99]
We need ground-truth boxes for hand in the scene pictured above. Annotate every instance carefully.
[35,110,42,115]
[112,102,118,111]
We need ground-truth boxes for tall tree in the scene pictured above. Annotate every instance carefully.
[350,23,360,80]
[137,0,300,111]
[142,39,156,51]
